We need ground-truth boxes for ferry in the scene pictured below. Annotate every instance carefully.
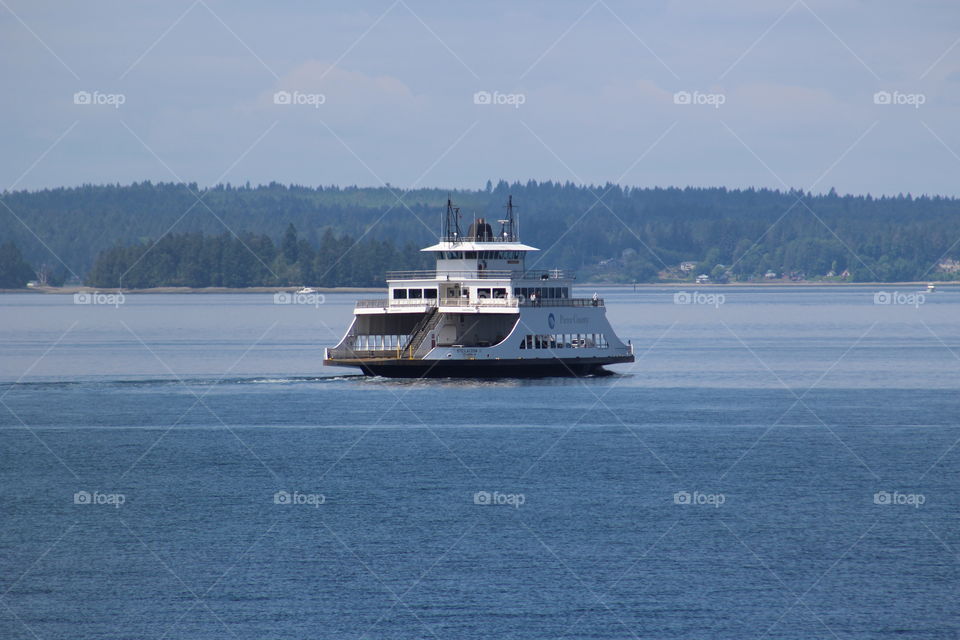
[323,196,635,377]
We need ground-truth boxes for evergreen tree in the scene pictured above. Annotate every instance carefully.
[0,243,36,288]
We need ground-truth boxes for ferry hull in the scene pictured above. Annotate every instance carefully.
[323,355,633,378]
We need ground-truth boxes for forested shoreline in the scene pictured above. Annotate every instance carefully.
[2,180,960,287]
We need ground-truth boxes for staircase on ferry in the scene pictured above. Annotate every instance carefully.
[404,307,442,358]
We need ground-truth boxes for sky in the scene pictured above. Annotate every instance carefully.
[3,0,960,196]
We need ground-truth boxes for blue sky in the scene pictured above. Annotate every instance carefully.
[3,0,960,195]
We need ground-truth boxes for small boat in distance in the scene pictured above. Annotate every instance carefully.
[927,283,936,293]
[296,287,318,294]
[323,196,635,378]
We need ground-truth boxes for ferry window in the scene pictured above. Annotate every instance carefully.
[465,251,477,259]
[424,288,437,299]
[525,335,533,349]
[534,335,542,349]
[555,335,563,349]
[493,288,506,298]
[477,288,491,298]
[409,289,423,299]
[561,288,569,298]
[519,338,526,349]
[449,251,463,259]
[393,289,407,299]
[514,288,521,297]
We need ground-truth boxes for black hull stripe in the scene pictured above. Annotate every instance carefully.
[323,356,634,378]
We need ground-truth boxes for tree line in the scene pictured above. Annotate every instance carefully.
[85,226,429,288]
[1,180,959,286]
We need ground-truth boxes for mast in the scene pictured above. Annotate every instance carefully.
[498,195,518,241]
[443,197,462,242]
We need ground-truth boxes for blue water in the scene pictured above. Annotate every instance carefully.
[1,288,958,639]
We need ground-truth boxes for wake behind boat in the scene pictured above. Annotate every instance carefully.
[323,196,634,377]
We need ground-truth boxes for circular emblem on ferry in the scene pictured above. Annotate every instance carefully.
[548,313,556,329]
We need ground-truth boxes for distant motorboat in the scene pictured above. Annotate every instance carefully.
[296,287,318,294]
[927,283,936,293]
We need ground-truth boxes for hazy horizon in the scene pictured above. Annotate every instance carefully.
[3,179,955,201]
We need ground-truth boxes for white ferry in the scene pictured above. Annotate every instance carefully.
[323,197,634,377]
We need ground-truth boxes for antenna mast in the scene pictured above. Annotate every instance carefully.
[499,195,518,241]
[444,197,462,242]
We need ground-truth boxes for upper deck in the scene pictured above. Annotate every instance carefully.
[355,295,603,312]
[359,195,595,314]
[386,268,573,281]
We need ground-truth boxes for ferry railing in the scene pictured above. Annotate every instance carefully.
[355,298,390,308]
[326,347,405,360]
[354,297,601,309]
[521,297,603,307]
[386,269,574,281]
[438,297,519,308]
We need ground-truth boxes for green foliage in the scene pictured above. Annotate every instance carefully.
[86,230,429,288]
[2,181,959,285]
[0,242,35,288]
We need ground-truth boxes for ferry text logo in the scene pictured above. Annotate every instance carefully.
[74,490,126,508]
[674,490,725,508]
[273,490,325,507]
[473,490,525,508]
[548,313,556,329]
[873,490,925,508]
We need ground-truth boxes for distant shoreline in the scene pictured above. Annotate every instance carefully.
[2,281,957,294]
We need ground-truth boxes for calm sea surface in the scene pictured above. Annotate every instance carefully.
[1,286,958,639]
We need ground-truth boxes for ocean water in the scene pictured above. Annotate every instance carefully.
[1,287,958,639]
